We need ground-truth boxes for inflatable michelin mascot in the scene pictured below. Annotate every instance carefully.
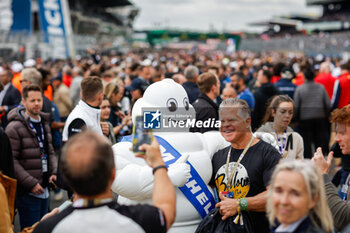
[111,79,229,233]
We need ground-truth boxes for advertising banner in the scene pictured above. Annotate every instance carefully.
[6,0,31,33]
[38,0,74,59]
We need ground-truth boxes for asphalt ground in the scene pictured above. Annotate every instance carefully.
[14,190,69,233]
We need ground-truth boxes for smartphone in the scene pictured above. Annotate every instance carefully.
[48,180,57,191]
[132,115,153,154]
[58,200,72,212]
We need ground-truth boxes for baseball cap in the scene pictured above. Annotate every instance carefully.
[51,73,62,82]
[126,78,148,91]
[24,59,36,67]
[11,62,23,73]
[281,67,294,79]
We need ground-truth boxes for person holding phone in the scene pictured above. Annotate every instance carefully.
[100,97,117,144]
[33,131,176,233]
[104,81,131,141]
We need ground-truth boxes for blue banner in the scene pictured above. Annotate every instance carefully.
[10,0,32,33]
[37,0,69,58]
[121,135,215,218]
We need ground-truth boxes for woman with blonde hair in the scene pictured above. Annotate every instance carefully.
[104,81,131,141]
[267,160,333,233]
[257,95,304,160]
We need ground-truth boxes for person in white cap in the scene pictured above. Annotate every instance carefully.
[11,62,24,93]
[24,59,36,68]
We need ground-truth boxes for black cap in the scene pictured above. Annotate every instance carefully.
[281,67,294,79]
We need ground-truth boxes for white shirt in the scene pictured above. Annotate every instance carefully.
[52,206,145,233]
[62,100,102,141]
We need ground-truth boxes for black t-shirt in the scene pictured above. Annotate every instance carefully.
[57,118,86,191]
[33,201,167,233]
[210,140,280,233]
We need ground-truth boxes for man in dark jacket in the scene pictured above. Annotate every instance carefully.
[6,84,57,230]
[0,66,21,128]
[191,72,220,133]
[252,69,280,131]
[0,126,14,178]
[182,65,200,104]
[274,67,297,99]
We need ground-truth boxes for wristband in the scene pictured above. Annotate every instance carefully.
[236,199,241,213]
[239,198,248,211]
[152,165,167,174]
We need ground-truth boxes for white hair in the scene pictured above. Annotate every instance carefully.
[219,98,251,120]
[184,65,199,80]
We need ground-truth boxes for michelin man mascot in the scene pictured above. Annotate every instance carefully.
[111,79,229,233]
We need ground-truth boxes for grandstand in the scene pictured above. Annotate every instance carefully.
[304,0,350,31]
[250,0,349,37]
[69,0,138,36]
[243,0,350,56]
[0,0,138,60]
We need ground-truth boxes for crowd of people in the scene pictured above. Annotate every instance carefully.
[1,48,350,233]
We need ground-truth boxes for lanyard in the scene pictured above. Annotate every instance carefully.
[276,130,287,157]
[341,173,350,201]
[225,136,255,191]
[73,198,114,208]
[29,121,45,155]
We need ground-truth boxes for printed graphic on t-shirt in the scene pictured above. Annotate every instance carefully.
[214,162,250,199]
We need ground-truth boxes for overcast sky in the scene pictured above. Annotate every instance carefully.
[130,0,322,32]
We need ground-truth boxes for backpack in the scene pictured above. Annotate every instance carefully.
[195,207,253,233]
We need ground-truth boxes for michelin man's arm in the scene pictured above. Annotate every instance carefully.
[202,132,230,159]
[112,162,154,200]
[111,142,190,200]
[254,132,279,150]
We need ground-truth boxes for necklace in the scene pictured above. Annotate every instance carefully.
[275,130,288,158]
[225,136,255,190]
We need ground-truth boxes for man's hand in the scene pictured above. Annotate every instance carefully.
[100,122,109,136]
[215,192,238,220]
[49,175,57,189]
[312,147,333,174]
[41,208,59,221]
[32,183,44,195]
[137,138,164,168]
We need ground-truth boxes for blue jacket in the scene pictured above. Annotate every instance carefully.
[275,79,296,99]
[182,81,200,104]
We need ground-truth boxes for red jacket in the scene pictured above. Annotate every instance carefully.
[333,73,350,108]
[63,74,72,88]
[270,76,280,84]
[292,74,304,86]
[314,73,335,100]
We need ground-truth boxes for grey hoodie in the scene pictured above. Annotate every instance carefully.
[256,122,304,160]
